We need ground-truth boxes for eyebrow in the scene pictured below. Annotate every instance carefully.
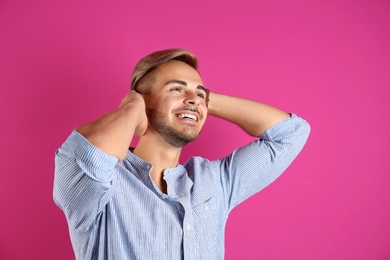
[165,80,207,93]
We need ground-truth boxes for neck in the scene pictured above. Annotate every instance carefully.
[133,133,182,194]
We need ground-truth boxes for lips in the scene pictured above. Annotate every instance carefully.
[177,113,198,121]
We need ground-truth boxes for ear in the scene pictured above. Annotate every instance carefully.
[205,89,210,107]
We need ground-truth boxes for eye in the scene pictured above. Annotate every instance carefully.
[197,93,205,99]
[171,87,182,92]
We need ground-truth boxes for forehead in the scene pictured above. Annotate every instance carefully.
[154,60,203,84]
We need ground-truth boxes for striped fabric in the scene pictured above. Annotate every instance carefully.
[53,114,310,260]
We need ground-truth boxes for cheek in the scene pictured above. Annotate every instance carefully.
[154,98,179,113]
[199,104,208,120]
[199,102,208,112]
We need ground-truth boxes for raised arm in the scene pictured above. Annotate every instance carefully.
[76,90,147,161]
[207,91,290,136]
[206,91,310,211]
[54,91,147,231]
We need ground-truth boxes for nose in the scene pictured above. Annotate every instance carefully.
[184,92,199,106]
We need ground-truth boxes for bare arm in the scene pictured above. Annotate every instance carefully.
[75,91,147,161]
[207,91,290,137]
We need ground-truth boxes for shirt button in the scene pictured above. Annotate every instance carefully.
[186,224,191,231]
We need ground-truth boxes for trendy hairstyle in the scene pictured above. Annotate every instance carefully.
[131,48,198,93]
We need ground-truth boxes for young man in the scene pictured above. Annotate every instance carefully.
[53,48,310,259]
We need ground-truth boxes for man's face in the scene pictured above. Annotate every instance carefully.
[143,60,208,147]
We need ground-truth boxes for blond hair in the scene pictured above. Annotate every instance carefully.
[131,48,198,93]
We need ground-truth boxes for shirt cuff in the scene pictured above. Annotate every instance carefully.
[259,113,310,141]
[60,130,119,182]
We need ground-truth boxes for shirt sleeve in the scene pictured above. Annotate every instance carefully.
[213,114,311,212]
[53,130,118,232]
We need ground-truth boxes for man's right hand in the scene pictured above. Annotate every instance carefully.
[119,91,148,137]
[76,90,149,161]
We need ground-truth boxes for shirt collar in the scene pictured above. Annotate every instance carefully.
[123,149,193,200]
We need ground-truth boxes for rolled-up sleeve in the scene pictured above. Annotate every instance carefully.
[215,114,311,212]
[53,131,118,232]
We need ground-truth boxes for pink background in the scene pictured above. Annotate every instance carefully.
[1,0,389,259]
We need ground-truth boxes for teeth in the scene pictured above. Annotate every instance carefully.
[178,113,197,121]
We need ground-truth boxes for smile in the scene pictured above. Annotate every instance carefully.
[178,113,198,121]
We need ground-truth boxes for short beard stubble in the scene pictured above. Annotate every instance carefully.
[147,108,199,148]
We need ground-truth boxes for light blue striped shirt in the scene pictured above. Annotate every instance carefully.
[53,114,310,260]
